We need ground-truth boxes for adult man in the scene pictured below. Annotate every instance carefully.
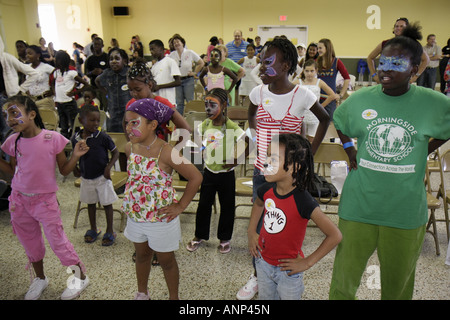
[417,34,441,90]
[226,30,248,64]
[85,37,108,109]
[83,33,98,58]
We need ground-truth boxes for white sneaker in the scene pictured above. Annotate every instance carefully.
[134,291,150,300]
[61,275,89,300]
[236,274,258,300]
[25,277,49,300]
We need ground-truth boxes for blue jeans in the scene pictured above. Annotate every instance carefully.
[255,256,305,300]
[176,76,195,115]
[417,67,438,90]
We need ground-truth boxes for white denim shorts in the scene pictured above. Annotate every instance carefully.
[80,175,118,206]
[124,216,181,252]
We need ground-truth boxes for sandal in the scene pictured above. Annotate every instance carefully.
[84,229,101,243]
[186,239,204,252]
[102,232,117,246]
[218,241,231,254]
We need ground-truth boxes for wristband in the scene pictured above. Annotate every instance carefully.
[371,72,377,78]
[343,141,354,149]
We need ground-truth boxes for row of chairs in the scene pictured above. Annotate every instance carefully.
[425,149,450,255]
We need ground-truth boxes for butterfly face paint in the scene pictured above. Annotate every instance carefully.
[6,105,24,124]
[204,97,222,120]
[126,116,143,138]
[377,55,410,72]
[263,53,277,77]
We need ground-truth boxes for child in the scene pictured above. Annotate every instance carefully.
[122,98,202,300]
[0,95,90,300]
[71,105,119,246]
[24,45,55,111]
[186,88,247,254]
[95,47,131,132]
[298,59,339,141]
[149,39,181,105]
[316,38,350,119]
[237,37,330,300]
[126,59,191,139]
[237,44,260,105]
[51,50,90,139]
[126,60,192,265]
[79,88,99,109]
[199,48,238,95]
[329,23,450,300]
[248,133,341,300]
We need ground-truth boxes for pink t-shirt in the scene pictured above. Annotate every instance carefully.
[1,129,68,193]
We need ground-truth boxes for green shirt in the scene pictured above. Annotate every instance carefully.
[200,118,245,173]
[333,85,450,229]
[220,58,241,105]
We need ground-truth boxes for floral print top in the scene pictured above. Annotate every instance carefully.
[122,148,177,223]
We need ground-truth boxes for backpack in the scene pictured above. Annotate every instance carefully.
[308,173,338,204]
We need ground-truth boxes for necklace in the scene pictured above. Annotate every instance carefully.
[139,135,157,150]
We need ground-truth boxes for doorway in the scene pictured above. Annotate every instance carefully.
[257,25,308,46]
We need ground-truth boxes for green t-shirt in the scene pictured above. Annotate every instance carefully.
[200,118,245,173]
[333,85,450,229]
[220,58,241,105]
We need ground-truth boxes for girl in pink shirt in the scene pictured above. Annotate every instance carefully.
[0,95,90,300]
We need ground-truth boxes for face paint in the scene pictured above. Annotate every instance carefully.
[127,116,143,137]
[204,97,222,120]
[6,105,24,124]
[263,53,277,77]
[377,55,410,72]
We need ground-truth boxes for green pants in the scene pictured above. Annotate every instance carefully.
[329,218,426,300]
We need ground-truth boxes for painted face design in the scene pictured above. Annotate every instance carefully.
[204,97,222,120]
[127,116,143,137]
[263,53,277,77]
[377,55,410,72]
[6,105,24,124]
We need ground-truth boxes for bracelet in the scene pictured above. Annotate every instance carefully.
[343,141,354,149]
[371,72,377,78]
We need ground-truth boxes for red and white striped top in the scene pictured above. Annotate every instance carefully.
[250,84,317,171]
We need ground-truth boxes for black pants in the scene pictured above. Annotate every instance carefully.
[56,99,78,139]
[195,168,235,241]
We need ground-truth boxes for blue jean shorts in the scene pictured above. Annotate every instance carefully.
[255,256,305,300]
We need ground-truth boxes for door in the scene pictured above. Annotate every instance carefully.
[257,25,308,46]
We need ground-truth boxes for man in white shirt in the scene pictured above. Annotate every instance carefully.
[417,34,441,90]
[149,39,181,105]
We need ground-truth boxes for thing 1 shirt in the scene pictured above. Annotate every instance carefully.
[1,129,69,194]
[333,85,450,229]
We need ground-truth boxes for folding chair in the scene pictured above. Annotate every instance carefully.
[184,100,206,115]
[313,142,350,213]
[39,108,59,131]
[425,161,443,255]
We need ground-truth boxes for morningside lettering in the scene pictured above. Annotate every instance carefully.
[366,117,418,135]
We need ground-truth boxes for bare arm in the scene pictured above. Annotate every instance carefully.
[309,101,330,155]
[278,207,342,274]
[367,42,383,84]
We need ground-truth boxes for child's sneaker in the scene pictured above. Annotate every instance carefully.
[61,274,89,300]
[25,276,49,300]
[134,291,150,300]
[236,274,258,300]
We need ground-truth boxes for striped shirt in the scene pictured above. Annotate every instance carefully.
[249,84,317,170]
[226,40,249,63]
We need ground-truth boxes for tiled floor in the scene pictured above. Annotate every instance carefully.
[0,159,449,301]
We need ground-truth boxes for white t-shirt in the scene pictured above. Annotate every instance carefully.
[54,69,78,103]
[249,84,316,120]
[169,48,201,77]
[151,56,181,104]
[27,62,54,96]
